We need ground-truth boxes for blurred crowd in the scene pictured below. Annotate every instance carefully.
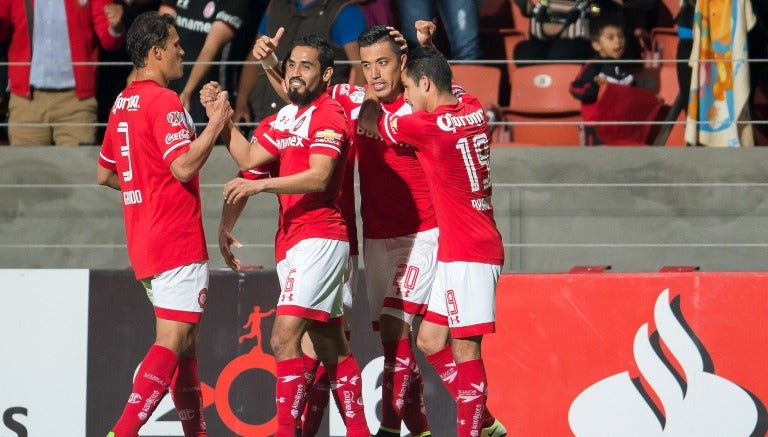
[1,0,767,146]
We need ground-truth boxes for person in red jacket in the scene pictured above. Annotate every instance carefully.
[0,0,125,146]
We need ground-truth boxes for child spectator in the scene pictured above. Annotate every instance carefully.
[569,11,633,145]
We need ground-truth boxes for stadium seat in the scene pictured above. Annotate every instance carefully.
[502,30,527,82]
[511,0,531,37]
[497,64,582,146]
[451,64,502,111]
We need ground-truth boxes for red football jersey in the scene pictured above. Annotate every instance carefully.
[252,93,350,251]
[378,93,504,265]
[240,113,285,262]
[98,80,207,279]
[329,84,437,239]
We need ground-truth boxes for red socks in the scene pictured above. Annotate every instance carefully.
[425,344,459,397]
[327,355,369,437]
[111,345,179,436]
[381,338,429,434]
[170,357,206,436]
[426,345,496,429]
[456,359,488,436]
[301,358,329,436]
[402,365,429,434]
[275,357,309,437]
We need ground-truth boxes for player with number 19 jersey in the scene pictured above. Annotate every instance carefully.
[377,93,504,266]
[98,79,207,280]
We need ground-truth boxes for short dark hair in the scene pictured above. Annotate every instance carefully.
[126,12,176,68]
[288,34,335,72]
[403,46,452,93]
[357,25,403,55]
[588,10,625,41]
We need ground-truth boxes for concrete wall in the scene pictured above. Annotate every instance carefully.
[2,146,767,272]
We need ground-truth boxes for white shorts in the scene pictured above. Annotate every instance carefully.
[276,252,358,330]
[140,261,209,323]
[342,254,359,333]
[424,261,500,338]
[363,228,438,330]
[275,238,349,323]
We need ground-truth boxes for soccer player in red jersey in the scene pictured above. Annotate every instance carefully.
[251,22,507,437]
[217,116,359,436]
[96,11,233,437]
[207,34,369,437]
[358,45,505,436]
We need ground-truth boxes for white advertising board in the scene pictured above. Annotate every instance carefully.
[0,269,89,436]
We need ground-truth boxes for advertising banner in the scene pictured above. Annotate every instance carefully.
[485,272,768,436]
[5,269,767,436]
[0,269,90,436]
[86,270,455,436]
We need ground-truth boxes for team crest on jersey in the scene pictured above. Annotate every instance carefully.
[167,111,185,127]
[292,115,307,132]
[349,89,365,104]
[388,116,399,133]
[203,1,216,18]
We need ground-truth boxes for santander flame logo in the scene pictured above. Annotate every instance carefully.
[569,289,765,436]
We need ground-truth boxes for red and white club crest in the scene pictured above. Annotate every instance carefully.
[203,1,215,19]
[198,287,208,308]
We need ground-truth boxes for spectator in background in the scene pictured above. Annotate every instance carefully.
[512,0,595,65]
[0,0,125,146]
[96,0,162,145]
[675,0,695,109]
[97,11,233,435]
[358,0,396,27]
[569,10,633,145]
[395,0,481,60]
[233,0,366,126]
[158,0,252,130]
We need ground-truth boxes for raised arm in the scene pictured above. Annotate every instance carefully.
[200,81,275,171]
[179,21,236,110]
[169,90,233,182]
[358,85,383,136]
[252,28,289,102]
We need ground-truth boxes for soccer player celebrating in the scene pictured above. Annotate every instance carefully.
[96,11,233,437]
[358,45,505,436]
[207,34,369,437]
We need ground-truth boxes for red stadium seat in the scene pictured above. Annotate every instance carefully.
[497,64,582,146]
[450,64,502,110]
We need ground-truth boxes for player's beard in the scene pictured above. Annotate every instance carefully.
[287,79,326,106]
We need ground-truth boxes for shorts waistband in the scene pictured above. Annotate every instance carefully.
[31,87,75,92]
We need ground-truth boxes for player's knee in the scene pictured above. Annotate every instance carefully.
[415,333,444,356]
